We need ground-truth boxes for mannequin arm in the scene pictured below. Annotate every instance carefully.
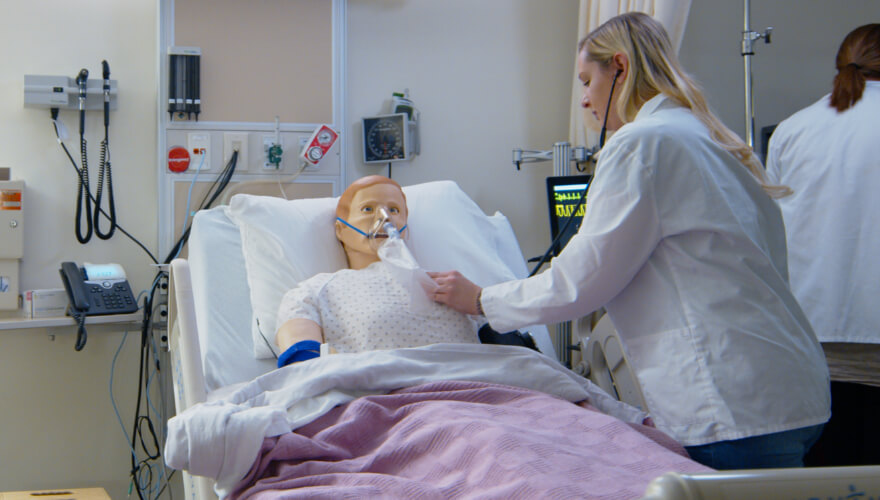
[275,318,324,353]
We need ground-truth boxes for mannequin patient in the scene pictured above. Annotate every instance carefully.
[274,175,479,367]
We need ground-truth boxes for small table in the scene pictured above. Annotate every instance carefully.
[0,488,110,500]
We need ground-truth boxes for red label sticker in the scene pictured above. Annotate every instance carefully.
[0,190,21,210]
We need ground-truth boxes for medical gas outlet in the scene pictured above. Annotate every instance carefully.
[299,125,338,169]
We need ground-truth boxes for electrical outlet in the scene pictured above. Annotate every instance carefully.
[187,132,210,171]
[155,303,169,330]
[158,274,169,296]
[223,132,249,171]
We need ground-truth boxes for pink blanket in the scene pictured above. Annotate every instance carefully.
[231,380,710,499]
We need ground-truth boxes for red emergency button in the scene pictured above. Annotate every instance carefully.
[168,146,191,173]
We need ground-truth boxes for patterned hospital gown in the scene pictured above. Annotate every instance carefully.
[275,261,479,353]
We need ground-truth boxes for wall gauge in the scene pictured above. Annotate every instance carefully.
[362,113,410,164]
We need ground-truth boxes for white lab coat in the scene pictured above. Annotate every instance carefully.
[482,95,830,446]
[765,81,880,345]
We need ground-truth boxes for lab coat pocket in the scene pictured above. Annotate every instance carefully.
[625,327,715,431]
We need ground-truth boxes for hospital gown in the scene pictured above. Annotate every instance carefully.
[276,261,479,353]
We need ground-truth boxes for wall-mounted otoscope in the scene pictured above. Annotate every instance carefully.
[512,142,596,175]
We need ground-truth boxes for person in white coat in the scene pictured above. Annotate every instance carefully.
[430,12,830,470]
[765,23,880,467]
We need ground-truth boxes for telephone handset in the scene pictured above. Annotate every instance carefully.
[59,261,138,350]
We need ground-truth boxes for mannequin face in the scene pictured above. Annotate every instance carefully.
[335,183,408,261]
[577,50,626,131]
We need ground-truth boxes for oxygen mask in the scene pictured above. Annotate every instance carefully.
[336,206,409,252]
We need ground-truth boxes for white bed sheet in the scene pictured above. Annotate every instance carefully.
[165,343,647,497]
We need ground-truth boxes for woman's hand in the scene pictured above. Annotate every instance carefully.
[428,270,482,315]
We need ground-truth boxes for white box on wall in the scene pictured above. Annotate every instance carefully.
[0,181,24,258]
[0,180,23,311]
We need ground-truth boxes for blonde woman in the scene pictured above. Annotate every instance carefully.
[430,12,829,470]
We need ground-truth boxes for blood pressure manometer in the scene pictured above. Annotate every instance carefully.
[362,113,411,164]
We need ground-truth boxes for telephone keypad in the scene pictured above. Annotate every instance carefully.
[85,279,138,314]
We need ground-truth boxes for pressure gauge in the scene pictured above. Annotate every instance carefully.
[362,113,409,163]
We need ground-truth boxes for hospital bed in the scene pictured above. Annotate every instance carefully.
[165,180,712,499]
[165,180,879,499]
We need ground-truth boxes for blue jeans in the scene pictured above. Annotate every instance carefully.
[684,424,824,470]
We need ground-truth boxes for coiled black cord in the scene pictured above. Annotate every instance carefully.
[94,133,117,239]
[76,134,94,243]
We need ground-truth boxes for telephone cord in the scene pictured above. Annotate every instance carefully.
[72,309,87,351]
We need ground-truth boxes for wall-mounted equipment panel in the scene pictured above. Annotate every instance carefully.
[24,75,118,111]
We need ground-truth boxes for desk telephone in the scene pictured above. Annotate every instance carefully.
[60,261,138,315]
[59,261,138,350]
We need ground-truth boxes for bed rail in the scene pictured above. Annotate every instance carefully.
[642,465,880,499]
[168,258,217,500]
[582,313,649,413]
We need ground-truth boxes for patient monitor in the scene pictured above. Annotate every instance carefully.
[546,174,592,256]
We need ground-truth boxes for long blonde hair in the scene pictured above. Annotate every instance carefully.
[580,12,790,198]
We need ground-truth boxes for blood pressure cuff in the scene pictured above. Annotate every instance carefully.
[478,323,539,352]
[277,340,321,368]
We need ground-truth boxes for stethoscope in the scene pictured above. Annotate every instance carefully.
[529,68,622,276]
[73,61,117,244]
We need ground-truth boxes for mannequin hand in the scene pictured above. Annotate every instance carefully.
[428,270,482,315]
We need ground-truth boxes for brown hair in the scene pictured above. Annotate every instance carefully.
[830,24,880,112]
[335,175,407,220]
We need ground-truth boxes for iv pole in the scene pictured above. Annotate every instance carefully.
[741,0,773,150]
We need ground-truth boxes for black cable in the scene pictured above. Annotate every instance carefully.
[528,69,621,276]
[71,309,88,351]
[129,293,151,500]
[528,185,589,276]
[76,133,94,244]
[94,135,117,239]
[95,60,117,240]
[162,150,238,264]
[51,109,159,264]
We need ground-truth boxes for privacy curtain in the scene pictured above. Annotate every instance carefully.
[568,0,692,153]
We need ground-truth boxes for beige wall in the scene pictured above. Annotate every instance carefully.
[346,0,581,261]
[679,0,880,155]
[0,1,160,498]
[173,0,333,123]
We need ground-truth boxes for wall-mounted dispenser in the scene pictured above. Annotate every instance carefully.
[0,178,24,311]
[168,46,201,121]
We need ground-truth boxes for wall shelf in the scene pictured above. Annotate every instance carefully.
[0,310,142,334]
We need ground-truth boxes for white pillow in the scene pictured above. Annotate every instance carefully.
[188,207,277,391]
[228,180,520,359]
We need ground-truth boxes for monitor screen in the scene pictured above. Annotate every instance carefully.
[546,174,592,256]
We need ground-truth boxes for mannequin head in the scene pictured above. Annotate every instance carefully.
[335,175,408,269]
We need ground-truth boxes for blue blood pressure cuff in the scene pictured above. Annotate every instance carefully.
[277,340,321,368]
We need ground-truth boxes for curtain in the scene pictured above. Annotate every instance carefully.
[568,0,692,153]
